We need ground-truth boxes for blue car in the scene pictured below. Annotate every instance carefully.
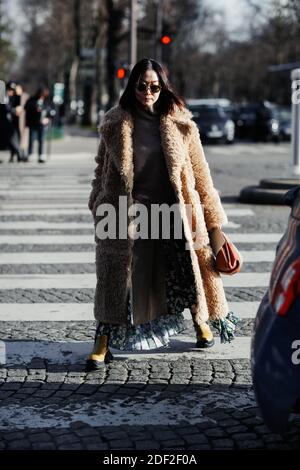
[251,186,300,433]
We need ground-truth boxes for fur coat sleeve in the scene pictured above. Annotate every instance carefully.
[188,120,228,231]
[88,137,106,211]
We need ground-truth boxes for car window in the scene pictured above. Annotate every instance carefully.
[189,106,225,119]
[238,107,257,120]
[278,109,292,121]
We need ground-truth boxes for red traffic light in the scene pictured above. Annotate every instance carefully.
[117,68,126,79]
[161,35,171,45]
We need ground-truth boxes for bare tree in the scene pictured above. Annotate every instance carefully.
[15,0,300,116]
[0,0,16,79]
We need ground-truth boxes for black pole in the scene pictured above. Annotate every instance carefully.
[155,0,163,62]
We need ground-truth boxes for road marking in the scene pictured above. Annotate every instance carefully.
[0,222,92,230]
[0,273,96,289]
[0,190,88,196]
[224,209,254,216]
[0,235,94,244]
[0,209,92,215]
[239,250,275,262]
[0,184,89,189]
[0,252,94,264]
[225,221,241,229]
[1,160,93,167]
[0,169,89,174]
[0,233,282,244]
[222,272,270,287]
[0,175,90,181]
[224,301,260,318]
[0,272,270,289]
[230,233,282,243]
[0,301,259,321]
[0,303,94,321]
[0,250,274,264]
[0,205,252,214]
[0,336,251,366]
[0,204,89,210]
[0,176,87,181]
[1,152,94,161]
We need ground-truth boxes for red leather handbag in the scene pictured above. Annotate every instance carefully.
[209,229,242,275]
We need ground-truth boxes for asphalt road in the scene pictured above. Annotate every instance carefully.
[0,135,299,451]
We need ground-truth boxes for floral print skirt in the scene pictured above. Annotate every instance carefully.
[95,235,198,351]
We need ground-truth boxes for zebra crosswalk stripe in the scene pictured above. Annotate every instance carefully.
[0,302,260,321]
[0,272,270,289]
[0,250,274,264]
[0,233,283,245]
[0,162,273,367]
[0,337,251,365]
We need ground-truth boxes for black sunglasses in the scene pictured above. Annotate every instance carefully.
[136,82,162,94]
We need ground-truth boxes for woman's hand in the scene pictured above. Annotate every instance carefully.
[208,226,225,256]
[208,226,222,236]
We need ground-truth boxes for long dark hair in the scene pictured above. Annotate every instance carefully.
[119,58,185,115]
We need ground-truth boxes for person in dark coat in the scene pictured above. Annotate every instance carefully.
[25,87,50,162]
[0,81,22,162]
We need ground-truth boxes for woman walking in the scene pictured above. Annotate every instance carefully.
[86,58,237,370]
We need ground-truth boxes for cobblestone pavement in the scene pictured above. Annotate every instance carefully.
[0,140,299,451]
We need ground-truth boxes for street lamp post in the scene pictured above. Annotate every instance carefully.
[130,0,137,70]
[291,68,300,176]
[155,0,163,62]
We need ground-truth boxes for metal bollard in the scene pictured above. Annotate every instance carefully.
[291,68,300,176]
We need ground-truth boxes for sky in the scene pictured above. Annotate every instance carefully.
[5,0,26,47]
[5,0,22,25]
[210,0,252,31]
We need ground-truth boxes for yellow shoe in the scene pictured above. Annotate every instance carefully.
[85,335,113,371]
[195,322,214,348]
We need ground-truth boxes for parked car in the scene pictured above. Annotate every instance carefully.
[187,98,232,108]
[235,101,280,142]
[251,186,300,433]
[234,104,257,140]
[277,106,292,141]
[187,101,235,144]
[188,98,237,121]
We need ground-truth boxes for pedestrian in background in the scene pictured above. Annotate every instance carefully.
[254,101,270,142]
[24,86,50,163]
[86,58,238,370]
[15,84,29,161]
[5,81,22,162]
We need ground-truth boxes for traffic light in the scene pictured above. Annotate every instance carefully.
[117,67,126,79]
[161,35,171,45]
